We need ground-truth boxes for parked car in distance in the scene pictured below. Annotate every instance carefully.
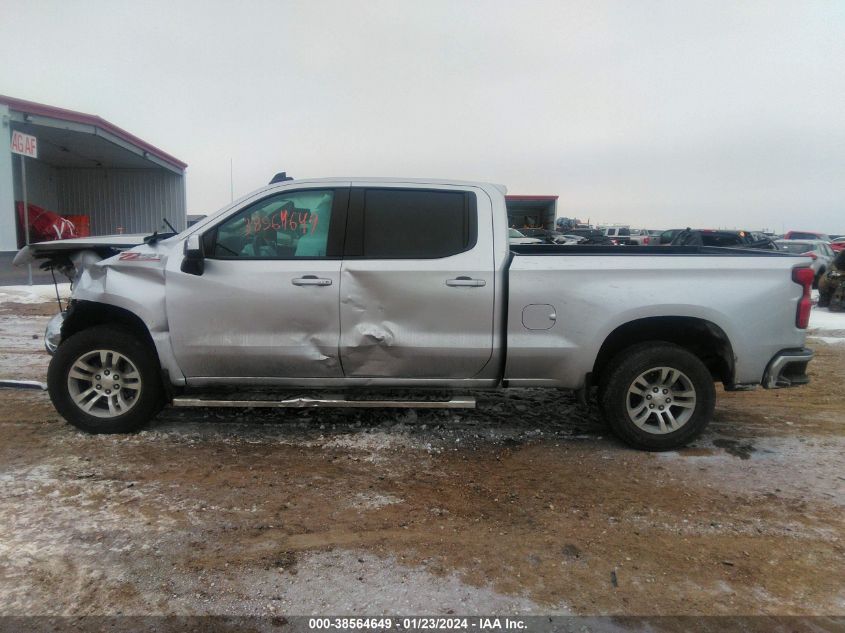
[784,230,832,243]
[600,226,632,245]
[658,229,685,244]
[560,234,587,244]
[818,249,845,308]
[566,228,616,245]
[830,237,845,253]
[774,239,835,287]
[629,229,663,246]
[518,228,576,244]
[671,229,778,250]
[508,228,543,245]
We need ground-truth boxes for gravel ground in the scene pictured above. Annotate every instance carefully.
[0,298,843,621]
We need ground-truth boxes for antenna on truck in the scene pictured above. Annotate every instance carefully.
[269,172,294,184]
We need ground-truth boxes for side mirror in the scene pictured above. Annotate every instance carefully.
[181,234,205,275]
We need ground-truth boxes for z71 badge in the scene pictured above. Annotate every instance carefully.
[118,252,162,261]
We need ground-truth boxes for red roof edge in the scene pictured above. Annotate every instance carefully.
[0,94,187,171]
[505,195,559,201]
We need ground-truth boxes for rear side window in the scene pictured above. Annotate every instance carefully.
[351,189,477,259]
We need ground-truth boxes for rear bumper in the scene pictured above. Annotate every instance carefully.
[762,348,814,389]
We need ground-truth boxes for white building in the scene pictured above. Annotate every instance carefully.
[0,94,187,257]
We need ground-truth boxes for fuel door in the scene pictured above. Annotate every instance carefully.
[522,304,556,330]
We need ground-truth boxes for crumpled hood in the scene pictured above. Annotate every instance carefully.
[13,234,150,266]
[14,234,179,293]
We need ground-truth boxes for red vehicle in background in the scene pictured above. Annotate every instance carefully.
[784,230,831,241]
[830,237,845,253]
[15,202,78,247]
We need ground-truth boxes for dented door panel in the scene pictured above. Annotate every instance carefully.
[338,184,496,379]
[338,261,495,378]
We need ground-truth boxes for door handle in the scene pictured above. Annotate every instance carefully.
[446,276,486,287]
[292,275,333,287]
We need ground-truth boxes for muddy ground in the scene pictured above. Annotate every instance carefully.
[0,299,843,620]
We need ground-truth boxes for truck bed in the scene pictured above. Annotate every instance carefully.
[510,244,792,257]
[504,245,806,388]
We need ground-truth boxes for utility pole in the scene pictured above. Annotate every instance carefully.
[230,158,234,203]
[21,155,31,285]
[10,131,37,285]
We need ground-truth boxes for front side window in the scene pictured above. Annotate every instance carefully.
[210,190,335,258]
[356,189,476,259]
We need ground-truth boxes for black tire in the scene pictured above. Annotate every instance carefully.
[47,325,164,433]
[599,342,715,451]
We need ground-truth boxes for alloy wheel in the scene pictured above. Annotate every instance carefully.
[67,349,143,418]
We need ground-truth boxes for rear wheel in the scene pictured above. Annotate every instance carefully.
[599,342,715,450]
[48,326,164,433]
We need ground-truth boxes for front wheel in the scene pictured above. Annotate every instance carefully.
[47,325,164,433]
[599,342,716,450]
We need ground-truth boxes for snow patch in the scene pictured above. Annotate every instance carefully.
[810,336,845,345]
[808,306,845,344]
[809,306,845,332]
[349,491,402,510]
[319,431,420,453]
[0,284,71,305]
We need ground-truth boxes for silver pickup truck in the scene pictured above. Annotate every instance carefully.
[16,178,815,450]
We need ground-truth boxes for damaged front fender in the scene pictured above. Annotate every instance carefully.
[55,239,186,386]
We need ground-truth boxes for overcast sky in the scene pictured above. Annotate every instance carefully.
[2,0,843,232]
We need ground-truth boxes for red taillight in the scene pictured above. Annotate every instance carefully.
[792,266,814,329]
[643,237,650,245]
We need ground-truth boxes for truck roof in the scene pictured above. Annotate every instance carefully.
[267,177,508,195]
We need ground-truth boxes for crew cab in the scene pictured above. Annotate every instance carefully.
[16,178,815,450]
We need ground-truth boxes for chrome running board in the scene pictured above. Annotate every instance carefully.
[172,395,476,409]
